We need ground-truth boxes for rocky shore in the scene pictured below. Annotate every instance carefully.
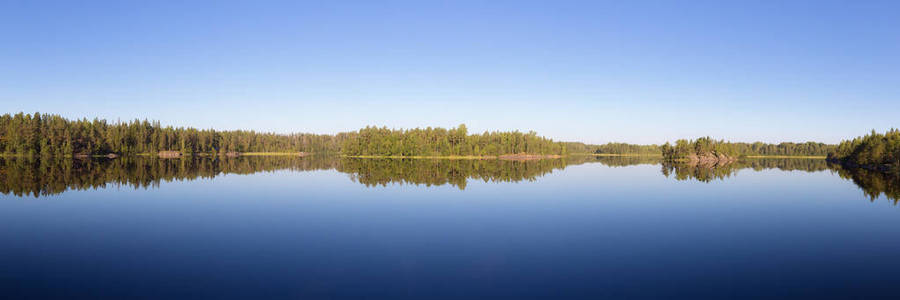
[684,152,737,167]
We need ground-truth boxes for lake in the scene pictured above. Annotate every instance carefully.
[1,156,899,299]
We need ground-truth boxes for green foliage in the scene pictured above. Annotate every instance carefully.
[0,113,576,157]
[0,155,593,197]
[0,112,837,160]
[592,143,661,155]
[831,164,900,203]
[828,129,900,169]
[340,125,568,157]
[0,156,339,197]
[660,137,834,160]
[662,158,830,182]
[338,157,573,190]
[0,112,346,156]
[660,137,736,160]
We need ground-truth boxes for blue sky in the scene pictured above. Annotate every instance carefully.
[1,0,898,144]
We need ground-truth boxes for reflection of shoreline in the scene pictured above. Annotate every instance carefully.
[0,156,596,197]
[1,156,896,203]
[660,158,900,203]
[337,157,575,190]
[829,163,900,204]
[661,158,831,183]
[0,156,339,198]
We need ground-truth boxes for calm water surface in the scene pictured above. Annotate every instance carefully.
[1,156,899,299]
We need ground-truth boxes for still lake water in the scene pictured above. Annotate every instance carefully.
[1,156,899,299]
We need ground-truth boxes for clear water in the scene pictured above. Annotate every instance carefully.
[1,156,898,299]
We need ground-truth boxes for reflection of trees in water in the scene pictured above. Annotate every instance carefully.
[590,155,661,167]
[0,156,590,196]
[0,156,338,198]
[661,162,739,182]
[661,158,830,183]
[736,158,829,172]
[662,158,900,203]
[2,156,897,203]
[829,163,900,204]
[336,158,577,190]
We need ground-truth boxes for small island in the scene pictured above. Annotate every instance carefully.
[660,137,739,166]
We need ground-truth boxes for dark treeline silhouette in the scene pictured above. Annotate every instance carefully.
[828,129,900,172]
[0,156,339,197]
[337,157,585,190]
[661,137,834,160]
[2,156,895,202]
[0,155,597,196]
[662,162,741,182]
[830,163,900,204]
[661,158,900,203]
[661,158,829,183]
[738,158,829,172]
[0,112,347,156]
[340,125,570,157]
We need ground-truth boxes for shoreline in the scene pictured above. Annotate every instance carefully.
[343,154,563,161]
[0,153,832,160]
[0,152,311,158]
[744,155,826,159]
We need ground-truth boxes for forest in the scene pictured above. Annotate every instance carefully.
[340,125,568,157]
[661,137,834,160]
[1,112,837,158]
[0,112,577,157]
[0,112,347,156]
[592,143,662,155]
[827,129,900,171]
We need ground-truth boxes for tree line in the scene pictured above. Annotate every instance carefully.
[340,125,569,157]
[1,112,575,157]
[1,112,837,158]
[660,137,834,160]
[593,143,662,155]
[827,129,900,170]
[0,112,348,156]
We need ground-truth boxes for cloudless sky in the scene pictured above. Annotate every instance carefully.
[1,0,898,144]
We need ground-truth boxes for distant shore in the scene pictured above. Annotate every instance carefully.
[0,152,311,158]
[344,154,563,161]
[744,155,826,159]
[0,152,832,160]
